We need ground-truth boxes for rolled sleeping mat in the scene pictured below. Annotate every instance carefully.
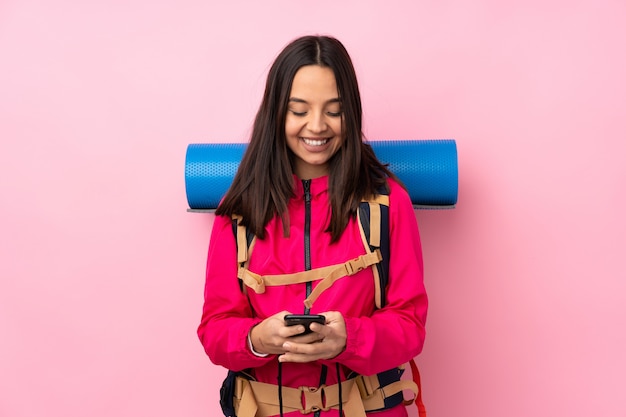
[185,139,458,211]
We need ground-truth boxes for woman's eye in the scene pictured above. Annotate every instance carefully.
[289,109,307,116]
[288,108,341,117]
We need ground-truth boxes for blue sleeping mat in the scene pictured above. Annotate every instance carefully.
[185,139,458,211]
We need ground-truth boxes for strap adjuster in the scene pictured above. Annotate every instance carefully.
[355,374,379,399]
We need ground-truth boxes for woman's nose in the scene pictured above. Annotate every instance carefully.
[307,112,327,133]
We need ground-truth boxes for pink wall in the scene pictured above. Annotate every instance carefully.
[1,1,625,416]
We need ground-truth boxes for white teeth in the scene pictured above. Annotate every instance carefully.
[302,138,329,146]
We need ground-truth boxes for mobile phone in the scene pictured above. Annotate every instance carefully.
[284,314,326,335]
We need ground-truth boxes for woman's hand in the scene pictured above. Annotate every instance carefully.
[278,311,347,363]
[249,311,322,355]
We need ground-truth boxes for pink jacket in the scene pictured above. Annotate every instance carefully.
[198,176,427,417]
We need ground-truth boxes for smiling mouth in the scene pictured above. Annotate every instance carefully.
[301,137,330,146]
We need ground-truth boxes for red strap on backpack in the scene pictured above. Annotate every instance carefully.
[409,359,427,416]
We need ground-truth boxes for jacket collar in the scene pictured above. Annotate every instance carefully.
[293,175,329,198]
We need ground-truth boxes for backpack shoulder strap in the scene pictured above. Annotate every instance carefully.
[231,215,256,292]
[231,215,255,265]
[357,187,390,309]
[358,185,428,416]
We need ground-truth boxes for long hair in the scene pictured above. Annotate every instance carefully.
[216,35,399,242]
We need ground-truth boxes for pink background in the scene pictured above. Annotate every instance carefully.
[1,1,625,416]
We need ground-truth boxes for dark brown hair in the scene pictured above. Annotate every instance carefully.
[216,35,399,242]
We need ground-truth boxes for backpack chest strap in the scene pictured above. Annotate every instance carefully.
[237,250,382,309]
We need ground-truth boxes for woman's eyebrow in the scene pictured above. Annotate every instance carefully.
[288,97,341,104]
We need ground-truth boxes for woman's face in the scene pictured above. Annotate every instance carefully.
[285,65,343,179]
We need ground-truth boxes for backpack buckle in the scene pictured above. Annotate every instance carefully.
[300,385,328,413]
[345,257,366,275]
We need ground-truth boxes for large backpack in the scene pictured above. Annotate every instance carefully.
[230,190,426,417]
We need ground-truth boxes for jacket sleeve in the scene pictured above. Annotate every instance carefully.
[328,181,428,376]
[197,214,276,371]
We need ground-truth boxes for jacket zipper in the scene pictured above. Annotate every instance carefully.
[303,179,312,314]
[303,179,328,415]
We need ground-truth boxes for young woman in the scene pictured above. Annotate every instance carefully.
[198,35,427,417]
